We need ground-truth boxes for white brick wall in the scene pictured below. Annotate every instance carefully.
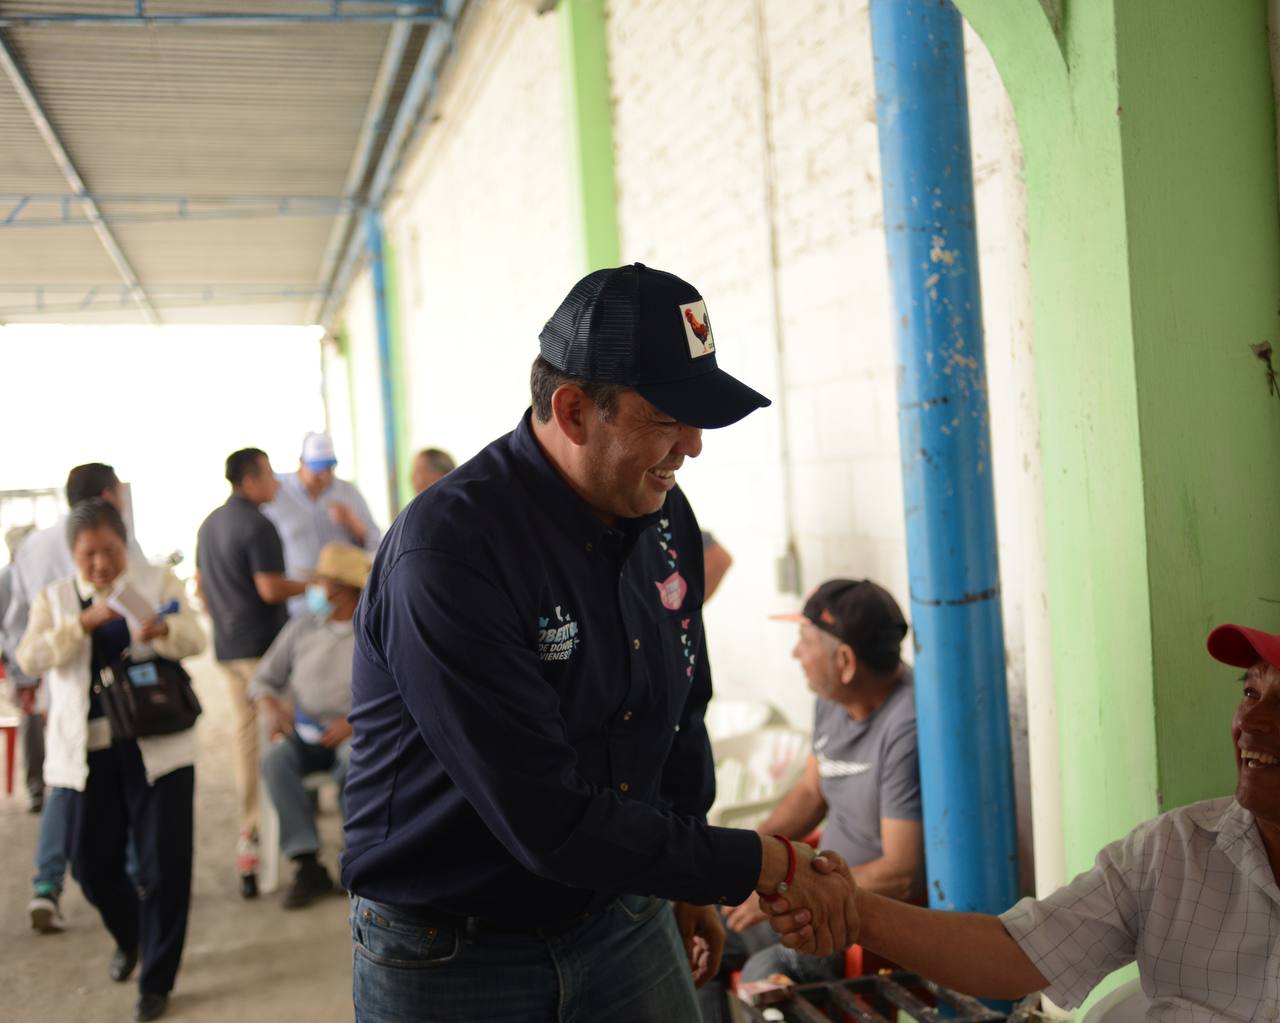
[607,0,1055,879]
[384,0,581,464]
[334,0,1058,887]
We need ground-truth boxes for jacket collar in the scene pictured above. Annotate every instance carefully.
[508,409,665,555]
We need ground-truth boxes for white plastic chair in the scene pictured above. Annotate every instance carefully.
[258,770,339,894]
[708,726,810,828]
[1080,979,1149,1023]
[704,699,786,742]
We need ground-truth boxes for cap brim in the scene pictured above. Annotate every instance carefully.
[1207,624,1280,670]
[635,368,771,429]
[303,458,338,470]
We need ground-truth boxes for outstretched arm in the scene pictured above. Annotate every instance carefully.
[765,852,1047,1000]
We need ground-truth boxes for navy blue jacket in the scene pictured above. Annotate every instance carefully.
[341,412,761,926]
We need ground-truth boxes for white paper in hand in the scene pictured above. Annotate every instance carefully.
[106,581,154,634]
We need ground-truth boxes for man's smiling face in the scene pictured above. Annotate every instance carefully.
[580,390,703,522]
[1233,660,1280,825]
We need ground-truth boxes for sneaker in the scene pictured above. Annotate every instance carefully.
[28,889,64,933]
[282,859,335,910]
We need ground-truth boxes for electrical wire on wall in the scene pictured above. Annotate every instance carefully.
[751,0,802,595]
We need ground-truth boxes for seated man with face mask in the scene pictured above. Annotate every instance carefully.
[249,543,370,909]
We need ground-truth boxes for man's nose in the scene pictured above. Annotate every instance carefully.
[675,425,703,458]
[1241,697,1280,733]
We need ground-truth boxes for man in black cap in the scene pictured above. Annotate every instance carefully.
[698,580,922,1023]
[341,265,859,1021]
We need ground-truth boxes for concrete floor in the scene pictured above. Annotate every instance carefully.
[0,648,353,1022]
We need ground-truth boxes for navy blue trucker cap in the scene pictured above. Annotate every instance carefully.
[538,263,772,429]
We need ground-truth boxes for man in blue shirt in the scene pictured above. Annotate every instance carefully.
[343,264,860,1022]
[262,432,381,616]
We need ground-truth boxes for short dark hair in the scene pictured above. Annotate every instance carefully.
[65,463,119,506]
[226,448,269,487]
[416,448,456,476]
[529,355,624,425]
[66,497,127,548]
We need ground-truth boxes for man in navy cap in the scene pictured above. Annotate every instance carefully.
[761,622,1280,1018]
[342,265,859,1021]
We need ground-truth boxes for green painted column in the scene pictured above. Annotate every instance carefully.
[337,323,362,484]
[383,235,415,510]
[953,0,1280,1005]
[560,0,621,271]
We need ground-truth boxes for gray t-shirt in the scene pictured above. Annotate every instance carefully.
[248,614,355,726]
[813,669,920,866]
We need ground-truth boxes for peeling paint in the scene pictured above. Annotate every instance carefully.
[929,234,958,265]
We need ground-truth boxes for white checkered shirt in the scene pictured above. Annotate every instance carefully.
[1001,796,1280,1019]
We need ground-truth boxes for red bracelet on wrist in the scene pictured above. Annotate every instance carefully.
[771,834,797,895]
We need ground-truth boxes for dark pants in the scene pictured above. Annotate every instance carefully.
[21,703,44,800]
[71,740,194,996]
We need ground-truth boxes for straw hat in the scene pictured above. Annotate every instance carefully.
[315,543,372,590]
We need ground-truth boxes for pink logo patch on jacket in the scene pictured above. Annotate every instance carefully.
[655,572,688,611]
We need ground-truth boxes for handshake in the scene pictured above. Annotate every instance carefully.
[755,836,861,955]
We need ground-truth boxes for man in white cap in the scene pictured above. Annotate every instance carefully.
[263,432,380,617]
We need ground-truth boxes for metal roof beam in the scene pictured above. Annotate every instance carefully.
[305,11,415,323]
[0,2,444,29]
[0,193,357,228]
[317,0,466,329]
[0,284,327,318]
[0,33,157,323]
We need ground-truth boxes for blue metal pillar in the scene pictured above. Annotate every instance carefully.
[869,0,1018,914]
[364,209,400,517]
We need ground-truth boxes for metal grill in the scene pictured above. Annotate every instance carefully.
[735,971,1047,1023]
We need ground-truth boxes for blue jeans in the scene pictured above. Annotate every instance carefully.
[350,893,702,1022]
[33,785,77,892]
[261,733,350,859]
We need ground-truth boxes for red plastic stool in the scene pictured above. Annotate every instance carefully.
[0,715,18,796]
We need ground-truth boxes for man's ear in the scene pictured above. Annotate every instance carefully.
[551,383,592,447]
[837,643,858,686]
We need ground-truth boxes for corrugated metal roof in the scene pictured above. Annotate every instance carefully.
[0,1,446,324]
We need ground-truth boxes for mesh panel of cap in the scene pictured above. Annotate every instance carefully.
[539,266,639,382]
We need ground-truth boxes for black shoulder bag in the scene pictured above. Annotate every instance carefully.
[98,651,202,740]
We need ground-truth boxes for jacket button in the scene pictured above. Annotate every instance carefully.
[585,542,593,552]
[619,782,629,793]
[633,638,641,650]
[622,710,633,721]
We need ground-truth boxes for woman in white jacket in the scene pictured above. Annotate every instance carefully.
[17,498,205,1023]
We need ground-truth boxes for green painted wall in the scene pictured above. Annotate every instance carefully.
[958,0,1161,882]
[560,0,621,271]
[957,0,1280,1006]
[1113,1,1280,813]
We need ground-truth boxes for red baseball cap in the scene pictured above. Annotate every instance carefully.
[1206,624,1280,670]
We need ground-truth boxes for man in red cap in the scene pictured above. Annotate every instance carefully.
[759,622,1280,1018]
